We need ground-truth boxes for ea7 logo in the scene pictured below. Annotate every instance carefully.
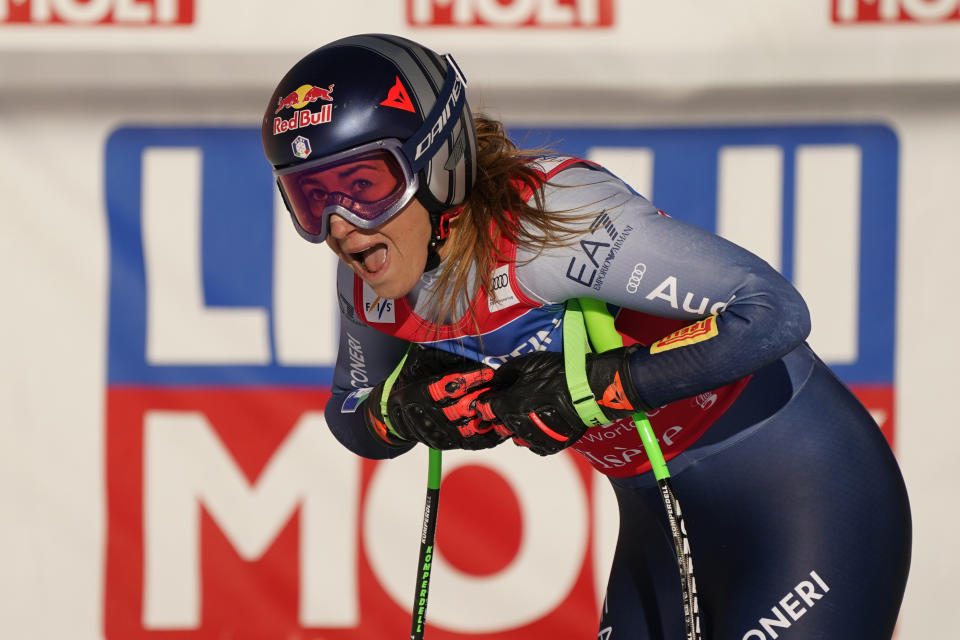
[833,0,960,23]
[407,0,614,28]
[566,210,622,289]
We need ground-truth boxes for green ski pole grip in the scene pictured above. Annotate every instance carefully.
[578,298,671,482]
[632,412,669,481]
[427,448,442,490]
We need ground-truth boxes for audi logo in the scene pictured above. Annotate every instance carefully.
[626,263,647,294]
[492,273,509,290]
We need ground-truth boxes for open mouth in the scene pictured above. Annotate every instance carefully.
[350,243,388,274]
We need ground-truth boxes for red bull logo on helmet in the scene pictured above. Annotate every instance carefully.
[272,83,336,137]
[273,104,333,136]
[274,84,335,114]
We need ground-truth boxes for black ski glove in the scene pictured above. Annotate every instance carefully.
[363,344,506,451]
[476,346,650,456]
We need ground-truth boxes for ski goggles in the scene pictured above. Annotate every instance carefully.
[274,139,419,243]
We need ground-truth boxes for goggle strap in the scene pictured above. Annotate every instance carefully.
[401,54,468,174]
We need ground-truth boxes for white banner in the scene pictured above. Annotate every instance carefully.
[2,0,960,89]
[0,3,957,639]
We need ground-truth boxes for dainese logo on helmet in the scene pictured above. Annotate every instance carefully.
[413,74,464,160]
[272,83,335,136]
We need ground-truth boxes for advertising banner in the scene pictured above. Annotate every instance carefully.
[100,121,897,638]
[3,1,960,89]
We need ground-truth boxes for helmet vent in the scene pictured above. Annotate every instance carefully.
[444,131,466,171]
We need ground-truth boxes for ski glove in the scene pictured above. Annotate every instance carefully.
[363,344,506,451]
[476,345,650,456]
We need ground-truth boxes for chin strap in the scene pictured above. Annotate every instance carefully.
[424,207,460,272]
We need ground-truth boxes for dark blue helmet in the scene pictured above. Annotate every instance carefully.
[262,33,477,222]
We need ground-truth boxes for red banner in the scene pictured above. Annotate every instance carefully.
[1,0,194,25]
[407,0,614,28]
[104,387,604,639]
[833,0,960,23]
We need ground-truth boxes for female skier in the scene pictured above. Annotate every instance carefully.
[261,33,911,639]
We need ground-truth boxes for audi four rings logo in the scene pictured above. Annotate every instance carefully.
[492,273,509,290]
[626,263,647,294]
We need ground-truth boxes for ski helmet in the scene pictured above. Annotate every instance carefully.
[262,33,477,245]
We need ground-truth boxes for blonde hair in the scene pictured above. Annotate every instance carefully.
[427,116,587,328]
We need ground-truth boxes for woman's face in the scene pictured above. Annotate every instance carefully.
[326,196,432,300]
[294,154,430,300]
